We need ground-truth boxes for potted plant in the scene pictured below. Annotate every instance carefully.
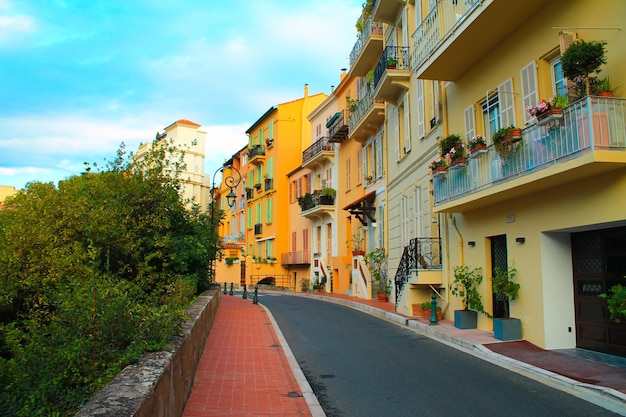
[492,267,521,340]
[450,265,490,329]
[597,76,617,97]
[320,187,336,204]
[428,156,448,175]
[599,276,626,323]
[366,70,375,88]
[346,96,360,113]
[562,39,607,98]
[468,135,487,156]
[439,134,467,167]
[365,247,390,301]
[492,126,522,160]
[420,301,443,321]
[386,57,398,69]
[297,193,314,211]
[348,233,365,256]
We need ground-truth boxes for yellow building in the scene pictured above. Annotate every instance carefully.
[0,185,17,208]
[221,86,327,290]
[406,0,626,355]
[136,119,211,211]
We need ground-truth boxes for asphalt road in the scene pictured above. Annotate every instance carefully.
[260,294,619,417]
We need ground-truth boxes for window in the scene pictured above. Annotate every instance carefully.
[266,239,273,258]
[346,157,351,189]
[356,150,362,185]
[402,94,411,153]
[551,57,567,97]
[378,201,385,249]
[265,198,272,223]
[389,105,400,162]
[375,131,383,178]
[482,79,516,139]
[414,186,422,239]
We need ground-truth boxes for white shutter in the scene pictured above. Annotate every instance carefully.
[520,61,538,124]
[403,94,411,153]
[376,132,383,178]
[389,106,400,162]
[416,80,425,138]
[498,78,515,128]
[464,105,475,141]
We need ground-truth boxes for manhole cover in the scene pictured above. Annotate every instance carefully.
[287,391,303,398]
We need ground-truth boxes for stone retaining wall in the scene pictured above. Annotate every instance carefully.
[76,288,221,417]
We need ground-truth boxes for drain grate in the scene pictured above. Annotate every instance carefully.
[287,391,303,398]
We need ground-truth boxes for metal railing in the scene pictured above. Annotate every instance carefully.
[434,96,626,205]
[373,46,410,90]
[394,238,442,305]
[249,274,291,288]
[248,144,265,158]
[281,251,311,265]
[410,0,479,72]
[349,90,383,133]
[327,110,349,142]
[303,136,334,164]
[254,223,262,235]
[349,17,383,67]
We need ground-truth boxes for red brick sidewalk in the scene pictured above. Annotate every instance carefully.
[182,295,313,417]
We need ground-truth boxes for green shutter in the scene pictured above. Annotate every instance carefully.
[268,119,274,139]
[266,239,273,258]
[259,128,264,144]
[247,209,252,229]
[267,157,273,179]
[256,203,261,224]
[248,171,253,188]
[256,166,262,184]
[266,198,272,223]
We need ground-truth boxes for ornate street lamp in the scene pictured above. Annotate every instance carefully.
[209,164,242,284]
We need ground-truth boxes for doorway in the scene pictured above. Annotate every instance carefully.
[490,235,508,318]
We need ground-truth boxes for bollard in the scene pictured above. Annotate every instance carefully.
[429,293,439,325]
[229,282,234,296]
[242,284,247,299]
[223,282,227,295]
[252,286,259,304]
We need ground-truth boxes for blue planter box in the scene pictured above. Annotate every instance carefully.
[454,310,477,329]
[494,318,522,341]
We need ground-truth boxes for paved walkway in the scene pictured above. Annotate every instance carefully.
[182,290,626,416]
[182,295,319,417]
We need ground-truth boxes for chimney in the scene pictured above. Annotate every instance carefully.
[340,68,347,81]
[304,83,309,98]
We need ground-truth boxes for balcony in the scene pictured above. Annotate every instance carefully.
[373,46,410,104]
[254,223,262,235]
[302,136,335,168]
[433,97,626,213]
[372,0,406,25]
[410,0,546,81]
[327,110,349,143]
[281,251,311,266]
[349,91,385,143]
[264,178,273,192]
[298,190,336,220]
[348,18,383,77]
[247,144,265,165]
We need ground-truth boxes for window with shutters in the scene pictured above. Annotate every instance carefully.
[375,131,383,179]
[356,149,362,185]
[401,194,409,247]
[482,78,516,139]
[388,105,400,162]
[346,157,351,190]
[464,105,475,142]
[520,62,538,124]
[551,57,567,97]
[416,80,425,139]
[402,93,411,153]
[266,198,272,223]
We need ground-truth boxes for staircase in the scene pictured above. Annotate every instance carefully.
[394,238,442,305]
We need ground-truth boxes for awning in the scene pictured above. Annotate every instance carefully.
[343,190,376,226]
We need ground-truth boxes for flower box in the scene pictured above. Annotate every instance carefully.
[469,143,488,157]
[536,107,564,126]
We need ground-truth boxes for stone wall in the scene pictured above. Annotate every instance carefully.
[76,288,221,417]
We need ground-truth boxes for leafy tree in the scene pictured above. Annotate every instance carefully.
[0,139,222,416]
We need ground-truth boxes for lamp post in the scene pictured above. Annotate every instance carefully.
[209,164,242,284]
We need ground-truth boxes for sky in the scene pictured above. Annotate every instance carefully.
[0,0,361,189]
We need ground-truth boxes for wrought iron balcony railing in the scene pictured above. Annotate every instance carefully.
[433,96,626,206]
[247,144,265,159]
[302,136,334,165]
[373,46,410,89]
[394,238,442,305]
[327,110,349,143]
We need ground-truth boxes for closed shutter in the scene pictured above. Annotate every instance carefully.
[520,61,538,124]
[266,198,272,223]
[464,105,475,140]
[267,157,273,178]
[416,80,425,138]
[498,78,516,128]
[403,94,411,153]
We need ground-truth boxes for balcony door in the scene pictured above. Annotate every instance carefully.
[490,235,508,318]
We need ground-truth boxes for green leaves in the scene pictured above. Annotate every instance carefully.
[0,141,218,415]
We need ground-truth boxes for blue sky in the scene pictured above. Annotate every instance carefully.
[0,0,361,189]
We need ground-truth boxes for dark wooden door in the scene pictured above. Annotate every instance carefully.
[572,226,626,356]
[490,235,508,318]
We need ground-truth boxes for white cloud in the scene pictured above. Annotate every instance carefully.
[0,15,35,43]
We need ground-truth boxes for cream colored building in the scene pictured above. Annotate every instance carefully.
[136,119,211,211]
[404,0,626,355]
